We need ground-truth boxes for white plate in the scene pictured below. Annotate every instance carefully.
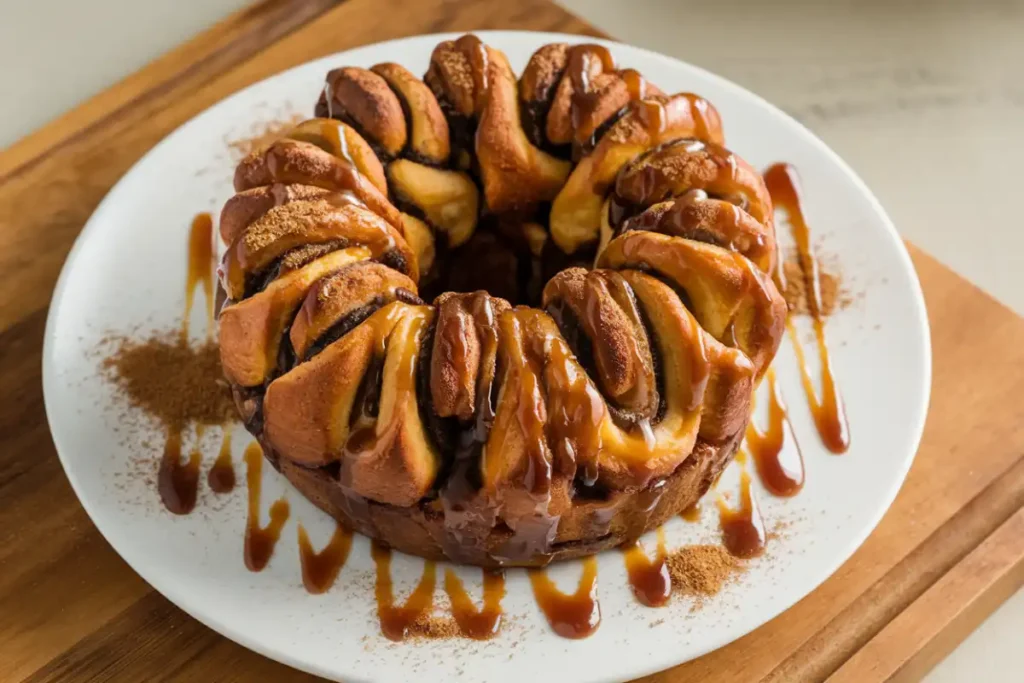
[42,31,930,683]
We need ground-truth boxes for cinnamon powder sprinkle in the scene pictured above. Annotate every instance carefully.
[101,333,235,429]
[226,113,305,159]
[781,260,850,317]
[665,544,740,597]
[407,614,461,639]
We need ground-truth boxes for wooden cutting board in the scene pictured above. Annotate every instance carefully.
[1,0,1021,680]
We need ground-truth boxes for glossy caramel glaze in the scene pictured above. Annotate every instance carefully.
[717,466,766,559]
[680,502,702,522]
[528,555,601,638]
[444,568,506,639]
[243,441,291,572]
[157,428,200,515]
[184,212,215,340]
[207,428,236,494]
[372,542,437,640]
[764,162,850,454]
[746,369,805,497]
[298,522,353,594]
[622,527,671,607]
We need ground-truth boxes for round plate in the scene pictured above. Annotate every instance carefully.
[43,31,930,683]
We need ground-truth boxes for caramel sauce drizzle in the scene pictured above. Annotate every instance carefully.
[764,163,850,454]
[717,464,767,559]
[298,522,353,594]
[567,44,616,93]
[680,502,702,522]
[684,93,713,143]
[184,212,215,341]
[157,427,200,515]
[529,555,601,638]
[158,213,219,515]
[621,68,647,101]
[341,305,430,463]
[622,527,671,607]
[371,542,437,641]
[458,34,490,112]
[636,99,666,136]
[322,79,334,119]
[308,119,355,165]
[444,568,506,639]
[207,428,236,494]
[243,441,291,572]
[745,369,805,497]
[485,310,552,495]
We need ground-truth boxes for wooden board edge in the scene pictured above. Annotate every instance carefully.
[828,507,1024,683]
[762,454,1024,682]
[0,0,342,180]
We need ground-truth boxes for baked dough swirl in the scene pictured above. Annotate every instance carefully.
[217,36,786,566]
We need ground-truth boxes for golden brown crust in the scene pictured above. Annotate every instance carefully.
[219,247,371,387]
[622,195,776,274]
[370,63,450,165]
[550,92,725,254]
[221,199,415,300]
[429,292,511,421]
[234,139,401,231]
[541,267,658,418]
[219,184,332,245]
[615,139,773,227]
[475,49,572,212]
[282,119,389,195]
[598,231,786,378]
[274,431,740,567]
[288,261,417,360]
[322,67,407,158]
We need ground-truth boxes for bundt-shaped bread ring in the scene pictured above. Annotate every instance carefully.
[216,35,786,567]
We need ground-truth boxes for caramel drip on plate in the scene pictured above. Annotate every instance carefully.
[372,542,437,641]
[243,442,290,572]
[622,527,671,607]
[207,428,236,494]
[680,502,702,522]
[444,568,506,639]
[764,162,850,454]
[184,212,215,340]
[528,556,601,638]
[717,465,767,559]
[745,369,805,497]
[298,522,353,594]
[157,426,200,515]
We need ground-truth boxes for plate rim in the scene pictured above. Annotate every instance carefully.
[42,29,932,683]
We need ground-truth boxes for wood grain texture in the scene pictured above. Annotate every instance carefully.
[0,0,1021,681]
[829,508,1024,683]
[639,246,1024,682]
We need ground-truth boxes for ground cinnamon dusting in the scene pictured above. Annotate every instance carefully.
[665,544,740,597]
[227,113,305,159]
[781,259,850,317]
[101,333,235,430]
[407,614,461,639]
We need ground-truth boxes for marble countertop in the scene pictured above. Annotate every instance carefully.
[2,0,1020,680]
